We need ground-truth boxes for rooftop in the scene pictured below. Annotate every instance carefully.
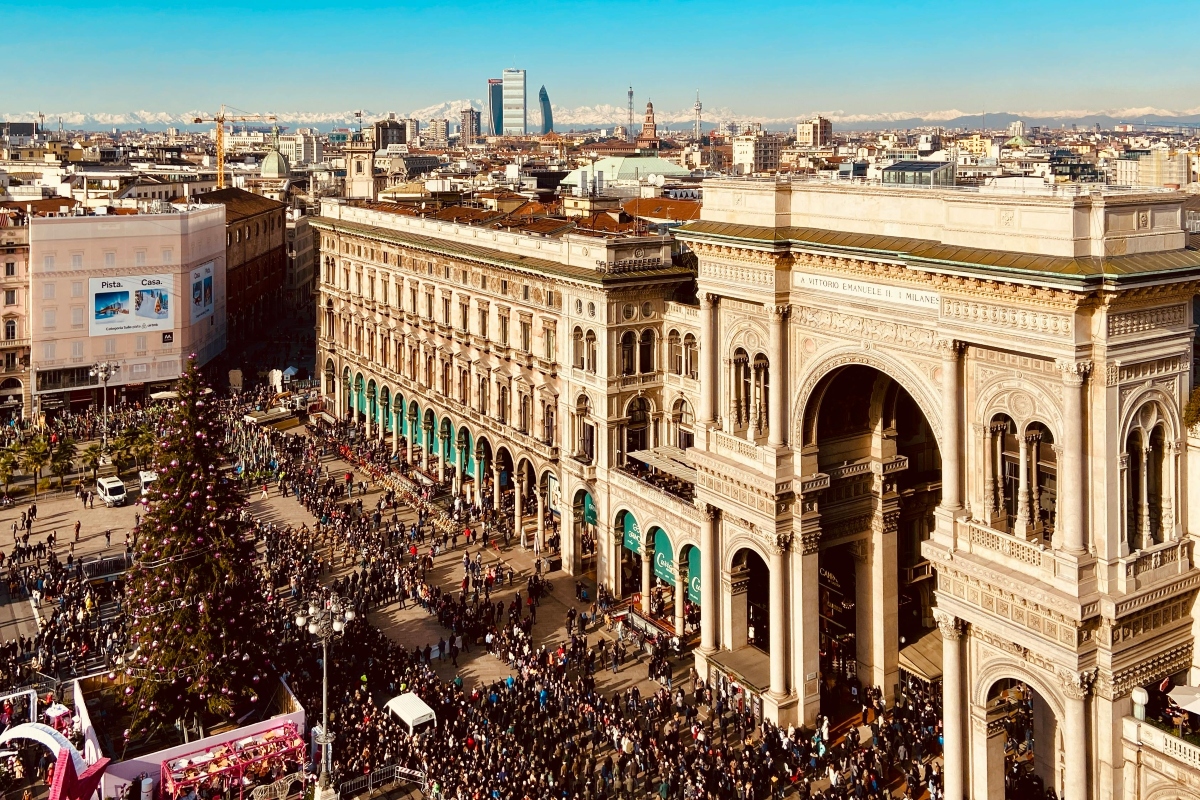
[194,187,285,221]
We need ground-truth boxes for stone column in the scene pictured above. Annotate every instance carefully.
[405,414,414,464]
[392,409,400,458]
[675,562,687,635]
[939,340,964,512]
[1055,359,1091,554]
[475,450,486,508]
[746,362,759,443]
[436,434,446,483]
[492,464,501,512]
[1140,442,1153,549]
[725,358,737,433]
[980,424,995,523]
[1062,670,1095,800]
[767,304,787,447]
[1118,453,1130,557]
[641,545,653,614]
[698,294,717,423]
[1016,434,1031,533]
[454,444,465,497]
[934,610,964,800]
[536,491,546,553]
[699,505,718,654]
[422,426,432,472]
[768,532,791,699]
[514,477,524,548]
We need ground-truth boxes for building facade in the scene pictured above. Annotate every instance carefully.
[673,178,1200,800]
[487,80,504,137]
[796,116,833,147]
[460,109,481,146]
[538,86,553,136]
[285,208,314,315]
[0,217,30,418]
[28,205,227,415]
[732,129,782,174]
[502,69,527,137]
[197,188,285,345]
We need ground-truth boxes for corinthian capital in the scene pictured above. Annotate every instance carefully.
[765,304,791,321]
[1060,668,1097,700]
[936,339,965,359]
[1055,358,1093,387]
[932,608,964,641]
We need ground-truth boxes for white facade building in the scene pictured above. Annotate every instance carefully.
[502,69,527,136]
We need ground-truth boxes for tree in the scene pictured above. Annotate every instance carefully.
[109,433,133,477]
[51,437,78,490]
[123,357,269,738]
[0,446,16,496]
[82,444,103,482]
[19,437,50,498]
[132,428,156,471]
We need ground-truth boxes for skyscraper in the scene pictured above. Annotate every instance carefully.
[502,69,526,136]
[461,108,481,145]
[487,79,503,137]
[538,86,553,135]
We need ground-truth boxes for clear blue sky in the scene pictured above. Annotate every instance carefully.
[7,0,1199,116]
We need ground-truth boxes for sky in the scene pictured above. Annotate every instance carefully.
[6,0,1200,118]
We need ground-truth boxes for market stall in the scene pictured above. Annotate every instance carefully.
[160,722,304,800]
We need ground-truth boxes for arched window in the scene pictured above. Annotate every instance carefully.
[684,334,698,379]
[625,397,650,456]
[668,330,682,375]
[674,398,695,450]
[498,385,510,424]
[4,320,15,340]
[1124,405,1175,552]
[543,403,556,445]
[572,327,585,370]
[478,376,490,414]
[639,329,656,374]
[620,331,636,375]
[519,395,531,433]
[585,330,597,374]
[576,395,595,463]
[441,361,452,396]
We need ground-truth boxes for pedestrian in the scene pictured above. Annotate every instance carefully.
[104,530,111,548]
[260,484,269,499]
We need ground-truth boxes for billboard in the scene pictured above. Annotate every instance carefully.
[189,261,215,324]
[89,275,174,336]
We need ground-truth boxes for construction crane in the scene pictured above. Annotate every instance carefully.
[192,104,277,189]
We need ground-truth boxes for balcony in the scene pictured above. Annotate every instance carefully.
[1117,538,1193,593]
[0,337,30,349]
[614,372,662,390]
[1123,717,1200,783]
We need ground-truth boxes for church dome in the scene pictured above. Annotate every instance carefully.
[261,148,290,179]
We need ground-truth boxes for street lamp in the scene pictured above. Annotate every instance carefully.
[89,361,119,452]
[295,591,355,795]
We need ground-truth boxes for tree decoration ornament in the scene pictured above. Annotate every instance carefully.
[121,357,269,733]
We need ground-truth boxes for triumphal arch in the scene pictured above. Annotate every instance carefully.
[674,178,1200,800]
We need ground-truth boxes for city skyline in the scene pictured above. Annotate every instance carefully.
[6,0,1199,118]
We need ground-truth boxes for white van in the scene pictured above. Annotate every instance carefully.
[139,470,158,496]
[95,476,127,507]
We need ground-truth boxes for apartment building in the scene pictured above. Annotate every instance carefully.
[28,205,227,415]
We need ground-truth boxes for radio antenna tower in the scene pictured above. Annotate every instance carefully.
[627,86,634,140]
[693,90,702,141]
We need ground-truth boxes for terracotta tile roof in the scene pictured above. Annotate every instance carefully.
[195,187,285,221]
[621,198,701,223]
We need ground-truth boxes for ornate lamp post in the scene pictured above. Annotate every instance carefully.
[89,361,119,451]
[295,591,355,795]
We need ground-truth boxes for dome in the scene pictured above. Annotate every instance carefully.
[261,148,290,179]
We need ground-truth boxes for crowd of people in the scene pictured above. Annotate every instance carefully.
[0,382,971,800]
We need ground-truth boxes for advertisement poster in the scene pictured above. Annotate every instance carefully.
[89,275,174,336]
[190,261,215,324]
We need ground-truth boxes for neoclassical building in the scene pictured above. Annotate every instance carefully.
[314,181,1200,800]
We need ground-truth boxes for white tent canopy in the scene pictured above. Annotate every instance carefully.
[385,692,436,733]
[1169,685,1200,714]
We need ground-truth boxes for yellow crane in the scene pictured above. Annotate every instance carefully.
[192,104,277,189]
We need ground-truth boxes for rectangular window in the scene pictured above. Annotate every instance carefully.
[4,263,13,277]
[544,327,555,361]
[522,284,531,301]
[104,338,116,354]
[162,249,173,264]
[42,309,56,328]
[42,283,55,300]
[478,308,489,338]
[135,251,146,267]
[498,315,509,346]
[425,293,433,319]
[442,297,451,324]
[3,290,13,306]
[71,254,83,269]
[42,343,55,360]
[410,287,417,312]
[104,252,115,267]
[519,320,531,352]
[135,335,147,352]
[71,307,84,326]
[460,302,469,331]
[71,342,84,358]
[42,255,54,271]
[71,281,83,298]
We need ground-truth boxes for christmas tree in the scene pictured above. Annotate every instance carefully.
[123,356,268,736]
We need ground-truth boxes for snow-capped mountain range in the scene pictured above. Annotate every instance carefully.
[7,103,1200,132]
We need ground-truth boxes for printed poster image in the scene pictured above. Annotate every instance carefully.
[89,275,174,336]
[190,261,215,324]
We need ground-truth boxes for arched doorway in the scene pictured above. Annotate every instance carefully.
[615,509,642,600]
[729,548,769,652]
[677,543,701,637]
[982,678,1062,799]
[323,360,336,412]
[572,489,598,582]
[0,378,22,421]
[342,368,352,419]
[624,397,651,461]
[803,363,942,713]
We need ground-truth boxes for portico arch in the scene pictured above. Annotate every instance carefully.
[973,661,1067,800]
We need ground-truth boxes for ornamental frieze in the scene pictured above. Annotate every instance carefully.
[1104,356,1190,387]
[941,297,1073,336]
[791,305,936,350]
[1096,641,1195,700]
[1106,303,1187,337]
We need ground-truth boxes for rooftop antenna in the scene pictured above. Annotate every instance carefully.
[355,110,364,134]
[627,86,634,140]
[693,90,702,142]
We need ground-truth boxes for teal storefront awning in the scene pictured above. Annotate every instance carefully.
[652,528,674,583]
[622,513,641,553]
[583,493,597,525]
[688,546,701,604]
